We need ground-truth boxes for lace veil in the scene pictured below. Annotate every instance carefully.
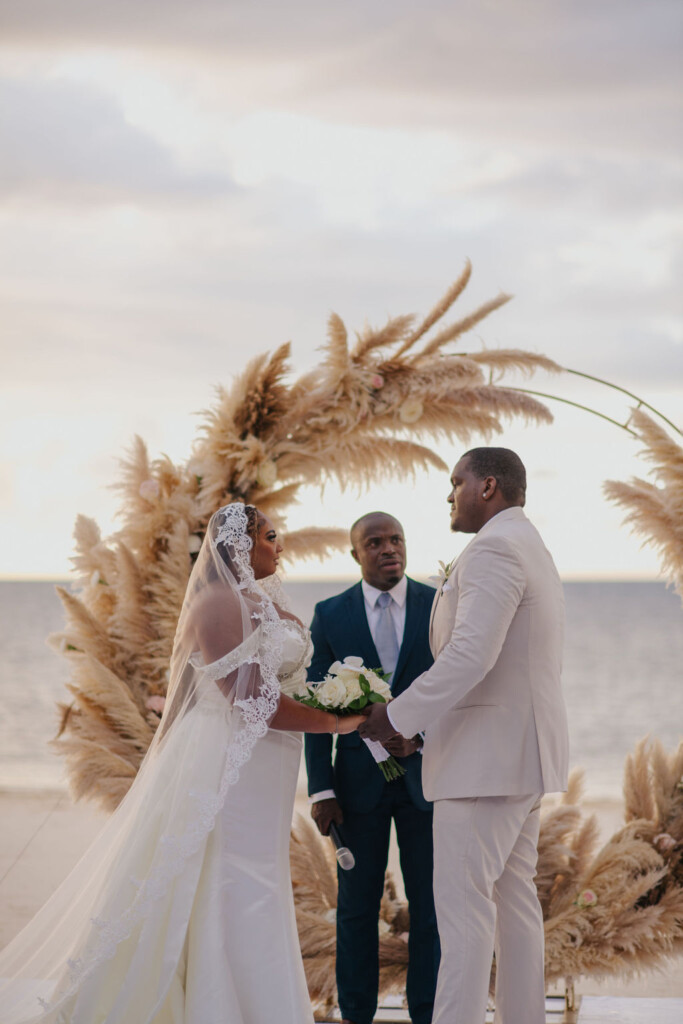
[0,504,287,1023]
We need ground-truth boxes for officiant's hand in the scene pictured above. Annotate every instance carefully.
[311,797,343,836]
[357,702,398,743]
[383,734,422,757]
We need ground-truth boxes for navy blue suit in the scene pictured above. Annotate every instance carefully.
[305,578,440,1024]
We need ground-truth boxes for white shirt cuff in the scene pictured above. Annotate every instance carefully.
[386,704,399,731]
[309,789,336,804]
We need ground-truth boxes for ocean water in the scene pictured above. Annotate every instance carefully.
[0,580,681,798]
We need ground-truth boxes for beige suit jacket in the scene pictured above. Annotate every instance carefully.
[389,507,569,800]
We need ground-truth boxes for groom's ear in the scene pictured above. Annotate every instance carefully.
[350,547,361,565]
[481,476,497,499]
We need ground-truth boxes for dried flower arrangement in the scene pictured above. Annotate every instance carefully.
[48,266,683,1000]
[291,740,683,1014]
[50,264,558,809]
[543,739,683,986]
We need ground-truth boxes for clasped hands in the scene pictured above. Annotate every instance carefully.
[357,703,421,756]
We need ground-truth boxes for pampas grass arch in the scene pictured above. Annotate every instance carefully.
[50,266,683,1011]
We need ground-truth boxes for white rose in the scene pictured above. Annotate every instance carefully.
[315,677,348,708]
[256,459,278,488]
[139,478,160,502]
[334,667,362,689]
[341,656,364,671]
[399,397,424,424]
[341,678,363,707]
[186,459,204,478]
[366,674,392,700]
[329,656,364,677]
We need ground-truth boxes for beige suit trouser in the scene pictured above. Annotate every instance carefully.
[432,793,544,1024]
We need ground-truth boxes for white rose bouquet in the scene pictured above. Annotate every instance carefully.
[295,656,405,781]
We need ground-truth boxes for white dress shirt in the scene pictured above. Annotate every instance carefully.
[310,576,407,804]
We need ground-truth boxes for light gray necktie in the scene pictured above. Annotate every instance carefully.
[374,591,400,682]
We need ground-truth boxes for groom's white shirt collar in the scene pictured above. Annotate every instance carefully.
[361,575,408,608]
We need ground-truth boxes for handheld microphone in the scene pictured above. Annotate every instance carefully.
[329,823,355,870]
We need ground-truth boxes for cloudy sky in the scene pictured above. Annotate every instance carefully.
[1,0,681,578]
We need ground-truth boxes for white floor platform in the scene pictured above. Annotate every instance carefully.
[319,993,683,1022]
[578,996,683,1023]
[321,993,574,1022]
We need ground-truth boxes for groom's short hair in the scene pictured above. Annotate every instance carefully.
[462,447,527,505]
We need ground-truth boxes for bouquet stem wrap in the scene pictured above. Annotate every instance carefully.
[362,738,406,781]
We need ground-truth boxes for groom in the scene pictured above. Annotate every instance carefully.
[360,448,569,1023]
[305,512,440,1024]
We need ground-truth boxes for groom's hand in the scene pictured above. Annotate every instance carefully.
[383,734,422,757]
[357,702,398,743]
[311,797,343,837]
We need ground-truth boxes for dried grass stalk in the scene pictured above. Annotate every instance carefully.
[605,408,683,602]
[394,260,472,356]
[55,587,119,671]
[418,293,512,357]
[352,314,415,359]
[624,737,657,823]
[232,343,292,440]
[464,348,563,379]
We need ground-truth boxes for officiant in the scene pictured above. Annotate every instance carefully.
[305,512,440,1024]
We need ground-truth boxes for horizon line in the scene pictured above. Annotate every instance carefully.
[0,572,665,584]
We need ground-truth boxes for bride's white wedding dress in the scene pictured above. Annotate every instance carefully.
[0,506,317,1024]
[156,620,315,1024]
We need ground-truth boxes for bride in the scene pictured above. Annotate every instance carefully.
[0,503,363,1023]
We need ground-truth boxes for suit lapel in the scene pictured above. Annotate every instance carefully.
[428,554,461,650]
[428,583,442,648]
[392,578,421,691]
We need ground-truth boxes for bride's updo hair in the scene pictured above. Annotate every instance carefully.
[244,504,261,542]
[213,503,262,572]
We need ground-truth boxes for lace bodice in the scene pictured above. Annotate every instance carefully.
[189,618,312,700]
[277,620,313,697]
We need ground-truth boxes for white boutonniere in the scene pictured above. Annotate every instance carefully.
[428,559,455,587]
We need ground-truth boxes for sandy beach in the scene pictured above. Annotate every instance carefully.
[1,787,682,1002]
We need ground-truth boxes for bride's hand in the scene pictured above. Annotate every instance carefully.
[335,713,366,735]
